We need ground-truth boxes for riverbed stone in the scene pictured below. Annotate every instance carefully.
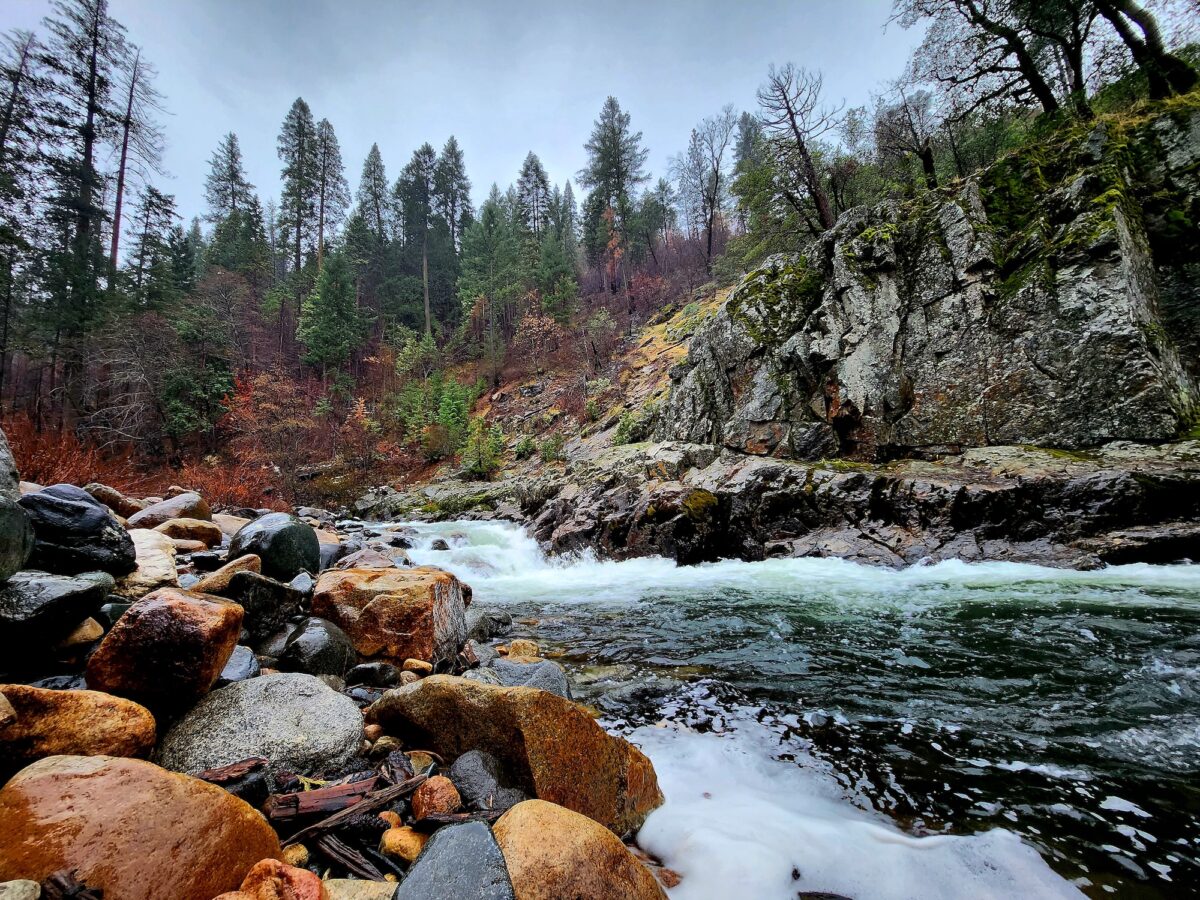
[312,567,467,665]
[127,491,211,529]
[215,570,306,642]
[196,554,263,594]
[85,587,243,715]
[0,429,32,584]
[214,512,253,537]
[0,754,281,900]
[489,658,571,700]
[18,484,136,576]
[335,547,400,570]
[154,517,223,547]
[228,513,320,581]
[323,881,397,900]
[278,617,357,676]
[395,821,514,900]
[83,482,147,518]
[216,645,261,686]
[0,881,39,900]
[379,826,428,864]
[449,749,528,813]
[0,684,156,776]
[493,800,666,900]
[411,774,461,820]
[0,571,113,647]
[212,858,325,900]
[114,528,178,597]
[368,676,663,834]
[347,661,403,688]
[157,672,363,776]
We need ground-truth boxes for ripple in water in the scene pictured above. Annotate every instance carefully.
[360,519,1200,898]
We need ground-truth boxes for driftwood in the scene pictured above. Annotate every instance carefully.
[416,809,505,828]
[285,774,428,845]
[197,756,268,783]
[263,776,380,822]
[41,871,103,899]
[314,833,387,881]
[196,756,270,806]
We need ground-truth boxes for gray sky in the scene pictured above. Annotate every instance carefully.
[4,0,922,226]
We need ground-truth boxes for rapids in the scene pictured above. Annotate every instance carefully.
[364,519,1200,898]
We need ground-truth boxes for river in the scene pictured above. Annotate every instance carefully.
[385,519,1200,899]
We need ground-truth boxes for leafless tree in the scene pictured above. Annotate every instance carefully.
[875,87,941,188]
[756,64,842,231]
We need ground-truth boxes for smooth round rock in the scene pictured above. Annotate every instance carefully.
[157,672,363,776]
[228,513,320,582]
[126,492,211,529]
[0,755,281,900]
[0,571,114,645]
[489,658,572,699]
[216,645,261,687]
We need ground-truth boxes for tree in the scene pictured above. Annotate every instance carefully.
[874,88,941,188]
[1094,0,1197,98]
[395,143,438,338]
[296,249,367,374]
[578,96,649,271]
[673,104,737,272]
[126,184,177,309]
[108,44,163,268]
[356,143,390,239]
[433,136,471,251]
[757,63,841,232]
[516,151,552,238]
[313,117,349,268]
[205,132,254,223]
[277,97,318,273]
[459,185,521,386]
[460,415,504,480]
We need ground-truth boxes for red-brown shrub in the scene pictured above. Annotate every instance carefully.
[1,414,151,493]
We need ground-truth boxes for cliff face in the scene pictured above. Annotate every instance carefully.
[660,99,1200,460]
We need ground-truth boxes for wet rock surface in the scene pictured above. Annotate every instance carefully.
[0,571,113,647]
[277,616,357,676]
[395,821,515,900]
[0,755,281,900]
[228,513,320,582]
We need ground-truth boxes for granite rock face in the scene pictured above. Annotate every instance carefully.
[659,105,1200,460]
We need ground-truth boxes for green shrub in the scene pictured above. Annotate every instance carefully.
[538,433,565,462]
[460,416,505,480]
[514,434,536,460]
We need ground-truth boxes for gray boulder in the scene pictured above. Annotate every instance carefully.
[448,750,527,813]
[278,617,357,676]
[0,427,31,583]
[228,512,320,581]
[489,657,572,699]
[157,672,363,776]
[395,821,514,900]
[0,570,114,643]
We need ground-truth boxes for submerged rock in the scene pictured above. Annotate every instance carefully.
[493,800,666,900]
[19,484,136,576]
[158,672,362,776]
[228,513,320,581]
[395,821,514,900]
[0,754,281,900]
[368,675,663,834]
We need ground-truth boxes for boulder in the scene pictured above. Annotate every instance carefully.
[0,755,281,900]
[278,617,357,676]
[113,529,178,598]
[85,588,243,715]
[157,673,362,777]
[83,482,148,518]
[0,428,33,583]
[126,491,211,528]
[154,517,223,548]
[489,658,571,700]
[493,800,666,900]
[320,541,352,571]
[216,645,261,687]
[212,859,325,900]
[172,538,209,554]
[0,684,155,777]
[195,554,262,594]
[312,567,467,666]
[466,609,513,642]
[347,661,403,688]
[214,512,253,538]
[228,513,320,582]
[216,571,306,642]
[18,484,136,576]
[0,571,113,653]
[367,676,663,834]
[0,881,39,900]
[335,548,400,570]
[449,749,528,813]
[395,821,514,900]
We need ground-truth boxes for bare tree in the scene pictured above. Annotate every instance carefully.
[757,64,842,231]
[108,44,165,268]
[874,87,941,188]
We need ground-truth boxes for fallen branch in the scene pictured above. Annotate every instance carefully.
[285,774,428,845]
[264,776,380,822]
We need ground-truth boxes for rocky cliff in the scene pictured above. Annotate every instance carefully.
[659,98,1200,460]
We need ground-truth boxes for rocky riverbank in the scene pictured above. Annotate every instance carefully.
[355,439,1200,569]
[0,429,673,900]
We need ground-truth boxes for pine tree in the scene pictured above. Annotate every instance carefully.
[313,117,349,268]
[395,143,437,338]
[433,136,471,251]
[204,132,254,222]
[516,151,551,239]
[296,249,366,373]
[277,97,318,273]
[459,185,521,386]
[578,96,649,270]
[126,184,177,309]
[355,143,390,239]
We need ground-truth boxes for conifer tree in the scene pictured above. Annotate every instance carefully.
[395,143,437,338]
[204,132,254,223]
[516,151,551,238]
[313,117,349,268]
[433,136,471,251]
[277,97,318,273]
[578,96,649,269]
[355,143,390,239]
[297,249,366,374]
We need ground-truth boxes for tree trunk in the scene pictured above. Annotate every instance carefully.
[0,32,34,165]
[919,142,938,190]
[422,230,432,339]
[1097,0,1198,98]
[109,50,139,270]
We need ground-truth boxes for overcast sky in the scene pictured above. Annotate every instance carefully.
[4,0,922,225]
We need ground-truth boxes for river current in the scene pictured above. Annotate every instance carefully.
[382,519,1200,899]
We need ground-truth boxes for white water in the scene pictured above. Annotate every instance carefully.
[357,519,1200,898]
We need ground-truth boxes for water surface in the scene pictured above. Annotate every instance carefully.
[381,519,1200,898]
